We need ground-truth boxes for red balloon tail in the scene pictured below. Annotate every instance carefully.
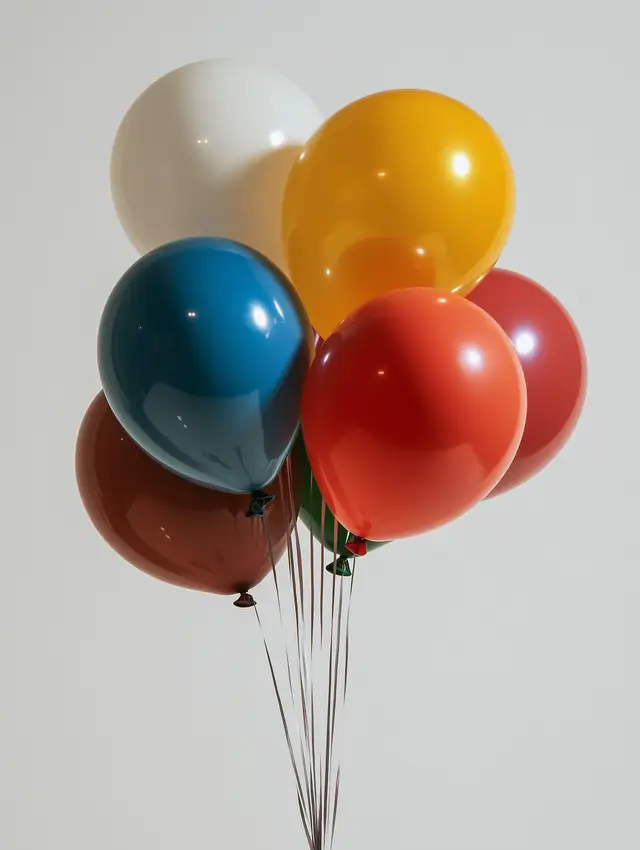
[345,537,367,557]
[233,592,257,608]
[246,489,275,518]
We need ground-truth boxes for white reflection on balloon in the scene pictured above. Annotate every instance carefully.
[273,299,285,320]
[461,346,483,370]
[452,152,471,178]
[513,328,537,358]
[269,130,285,147]
[251,304,269,331]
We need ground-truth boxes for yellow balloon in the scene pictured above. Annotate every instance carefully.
[282,89,515,338]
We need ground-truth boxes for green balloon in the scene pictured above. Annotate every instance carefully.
[297,438,388,575]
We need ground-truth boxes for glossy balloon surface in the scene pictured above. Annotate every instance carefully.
[302,288,526,540]
[76,394,300,594]
[283,89,515,338]
[468,268,587,496]
[98,238,313,494]
[297,437,388,558]
[111,59,323,268]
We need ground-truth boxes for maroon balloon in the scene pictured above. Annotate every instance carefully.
[76,393,300,596]
[468,268,586,497]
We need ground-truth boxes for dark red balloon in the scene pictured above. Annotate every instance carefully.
[76,393,299,595]
[468,268,586,497]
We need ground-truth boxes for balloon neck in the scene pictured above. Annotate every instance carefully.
[233,592,257,609]
[326,555,352,578]
[246,489,275,518]
[345,536,367,557]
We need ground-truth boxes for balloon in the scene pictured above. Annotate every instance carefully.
[76,393,301,597]
[467,268,587,496]
[282,89,514,338]
[297,437,388,574]
[302,288,526,541]
[111,59,323,268]
[98,237,313,494]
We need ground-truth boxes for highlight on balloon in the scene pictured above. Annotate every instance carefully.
[77,57,587,850]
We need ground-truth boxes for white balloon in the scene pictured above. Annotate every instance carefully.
[110,59,323,269]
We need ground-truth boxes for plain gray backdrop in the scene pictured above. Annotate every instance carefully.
[1,2,638,849]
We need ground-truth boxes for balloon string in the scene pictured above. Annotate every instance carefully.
[258,475,356,849]
[286,457,318,836]
[300,461,321,847]
[254,606,313,850]
[308,471,316,651]
[343,557,357,704]
[316,498,327,847]
[261,510,314,836]
[330,767,341,850]
[320,500,326,648]
[326,555,346,844]
[292,516,315,797]
[284,494,316,837]
[329,556,357,848]
[322,519,340,839]
[281,463,317,842]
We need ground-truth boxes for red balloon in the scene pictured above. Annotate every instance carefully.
[76,393,299,595]
[302,288,526,541]
[467,268,586,497]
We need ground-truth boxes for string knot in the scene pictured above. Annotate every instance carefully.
[326,554,352,577]
[233,592,257,608]
[345,536,367,557]
[246,489,275,518]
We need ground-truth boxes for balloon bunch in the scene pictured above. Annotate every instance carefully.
[76,59,586,849]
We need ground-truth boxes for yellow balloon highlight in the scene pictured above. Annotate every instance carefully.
[282,89,515,338]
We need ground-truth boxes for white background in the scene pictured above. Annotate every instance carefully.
[1,3,638,849]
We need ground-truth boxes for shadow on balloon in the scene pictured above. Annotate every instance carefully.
[261,331,310,465]
[229,144,308,271]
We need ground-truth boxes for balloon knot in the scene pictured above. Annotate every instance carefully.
[246,489,275,518]
[326,555,352,577]
[233,592,256,609]
[345,537,367,557]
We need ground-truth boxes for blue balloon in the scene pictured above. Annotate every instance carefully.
[98,238,313,495]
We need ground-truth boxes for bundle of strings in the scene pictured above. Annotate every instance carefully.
[256,456,356,850]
